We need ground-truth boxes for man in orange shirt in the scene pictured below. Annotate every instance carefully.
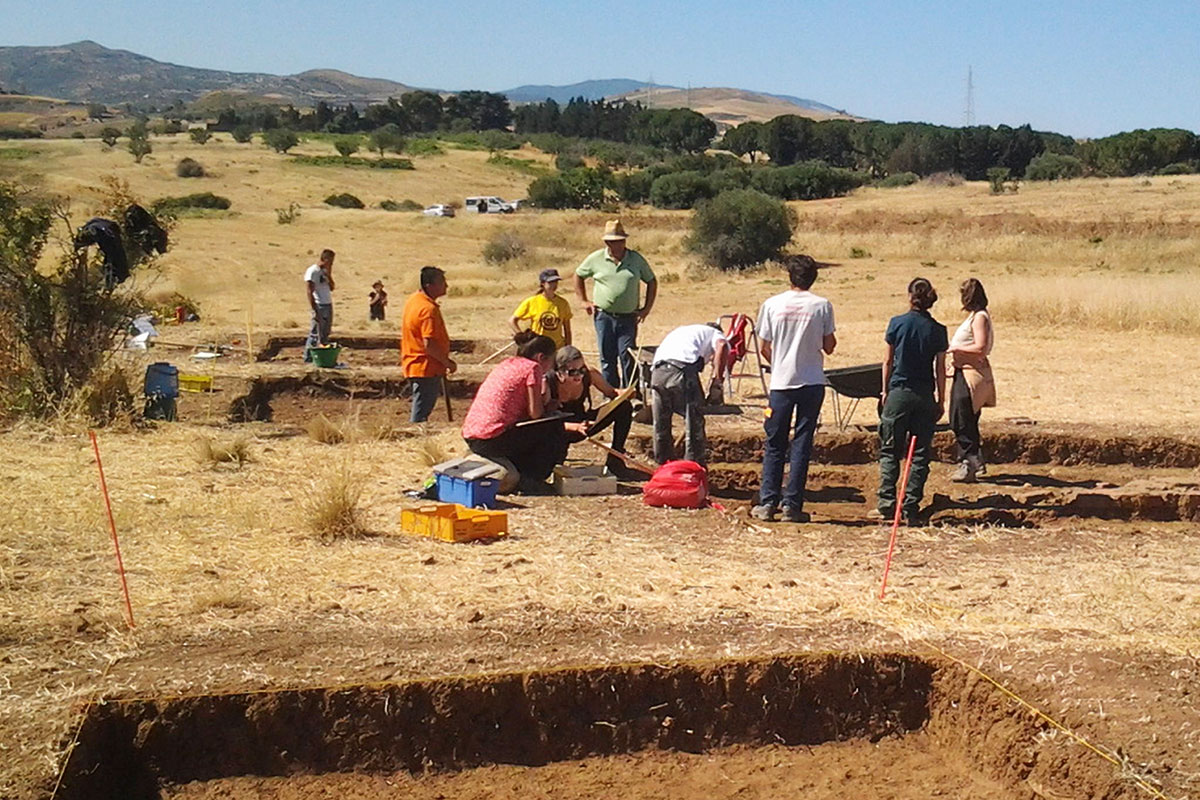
[401,266,456,422]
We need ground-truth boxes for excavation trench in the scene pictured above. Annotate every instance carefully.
[227,374,482,424]
[56,653,1125,800]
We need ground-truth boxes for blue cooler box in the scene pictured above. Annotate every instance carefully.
[432,457,504,509]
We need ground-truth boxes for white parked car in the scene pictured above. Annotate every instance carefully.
[465,195,517,214]
[423,204,456,217]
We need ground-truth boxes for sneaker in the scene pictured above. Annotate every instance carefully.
[749,504,778,521]
[903,509,925,527]
[782,506,811,523]
[950,460,977,483]
[969,454,986,476]
[867,508,893,521]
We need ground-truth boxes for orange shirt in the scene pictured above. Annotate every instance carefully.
[400,290,450,377]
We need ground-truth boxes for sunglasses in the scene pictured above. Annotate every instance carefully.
[562,368,587,377]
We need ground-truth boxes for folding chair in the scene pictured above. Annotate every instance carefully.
[717,313,769,399]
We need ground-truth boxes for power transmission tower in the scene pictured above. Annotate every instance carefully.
[963,66,976,126]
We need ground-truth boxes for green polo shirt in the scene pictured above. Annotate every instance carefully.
[575,248,656,315]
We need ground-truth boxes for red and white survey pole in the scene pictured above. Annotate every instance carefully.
[89,430,135,629]
[879,434,917,600]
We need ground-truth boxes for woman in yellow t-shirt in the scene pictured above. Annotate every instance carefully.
[510,268,573,348]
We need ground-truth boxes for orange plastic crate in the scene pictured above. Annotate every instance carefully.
[400,503,508,542]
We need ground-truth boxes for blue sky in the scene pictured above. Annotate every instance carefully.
[5,0,1197,138]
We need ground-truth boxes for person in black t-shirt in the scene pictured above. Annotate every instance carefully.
[874,277,948,525]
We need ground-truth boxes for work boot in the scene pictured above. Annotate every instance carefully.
[950,460,976,483]
[782,506,811,523]
[749,504,778,521]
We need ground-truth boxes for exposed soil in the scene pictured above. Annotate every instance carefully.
[253,335,478,363]
[56,653,1128,800]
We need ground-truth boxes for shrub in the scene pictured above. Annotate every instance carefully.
[482,229,528,264]
[189,128,211,145]
[687,189,795,271]
[1158,162,1194,175]
[527,174,573,209]
[555,151,586,171]
[612,170,654,205]
[275,202,301,224]
[0,180,167,418]
[987,166,1014,194]
[324,192,364,209]
[333,135,360,157]
[100,127,122,148]
[650,170,714,209]
[152,192,231,212]
[849,247,871,259]
[231,125,254,144]
[487,153,547,175]
[923,171,963,187]
[0,128,42,140]
[478,130,521,151]
[527,167,609,209]
[151,119,184,135]
[288,154,414,170]
[379,199,423,211]
[1024,152,1084,180]
[404,138,442,156]
[70,131,86,140]
[750,161,866,200]
[877,171,919,188]
[175,157,205,178]
[263,128,299,153]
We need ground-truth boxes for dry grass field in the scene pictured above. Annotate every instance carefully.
[3,134,1200,799]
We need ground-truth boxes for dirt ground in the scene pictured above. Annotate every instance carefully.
[6,138,1200,798]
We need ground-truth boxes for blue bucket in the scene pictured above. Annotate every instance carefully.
[144,362,179,399]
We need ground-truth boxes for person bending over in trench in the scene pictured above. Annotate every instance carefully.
[461,331,588,494]
[546,345,637,479]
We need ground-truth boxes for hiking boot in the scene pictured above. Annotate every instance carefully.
[782,506,811,523]
[950,460,977,483]
[749,504,778,522]
[903,509,925,527]
[969,453,986,476]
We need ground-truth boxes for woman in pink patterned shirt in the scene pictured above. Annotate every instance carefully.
[463,331,588,492]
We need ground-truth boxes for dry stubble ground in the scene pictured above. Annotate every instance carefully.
[2,136,1200,798]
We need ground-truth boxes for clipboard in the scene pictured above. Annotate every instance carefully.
[592,384,636,427]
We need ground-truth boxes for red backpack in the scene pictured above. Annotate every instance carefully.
[642,460,709,509]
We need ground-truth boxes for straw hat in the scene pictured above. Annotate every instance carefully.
[602,219,628,241]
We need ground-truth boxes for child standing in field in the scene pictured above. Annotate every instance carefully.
[874,277,948,526]
[511,269,572,348]
[369,280,388,321]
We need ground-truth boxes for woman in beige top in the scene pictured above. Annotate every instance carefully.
[947,278,996,482]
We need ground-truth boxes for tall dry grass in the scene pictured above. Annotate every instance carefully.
[303,461,369,540]
[991,274,1200,336]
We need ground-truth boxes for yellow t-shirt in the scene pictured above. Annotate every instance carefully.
[513,293,573,347]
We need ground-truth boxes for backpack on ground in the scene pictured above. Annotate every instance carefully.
[642,460,709,509]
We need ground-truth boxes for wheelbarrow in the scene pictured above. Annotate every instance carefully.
[824,363,883,430]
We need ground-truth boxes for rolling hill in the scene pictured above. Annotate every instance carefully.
[0,41,857,127]
[0,41,416,107]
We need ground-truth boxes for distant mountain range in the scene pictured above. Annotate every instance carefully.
[0,41,416,107]
[0,41,856,125]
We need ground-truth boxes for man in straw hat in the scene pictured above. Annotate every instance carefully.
[573,219,658,388]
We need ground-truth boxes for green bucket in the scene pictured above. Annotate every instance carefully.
[311,345,341,368]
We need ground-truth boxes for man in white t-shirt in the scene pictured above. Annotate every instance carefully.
[650,322,728,464]
[751,254,836,523]
[303,248,335,363]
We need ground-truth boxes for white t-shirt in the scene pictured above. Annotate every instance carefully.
[304,264,333,305]
[653,324,727,366]
[756,289,835,390]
